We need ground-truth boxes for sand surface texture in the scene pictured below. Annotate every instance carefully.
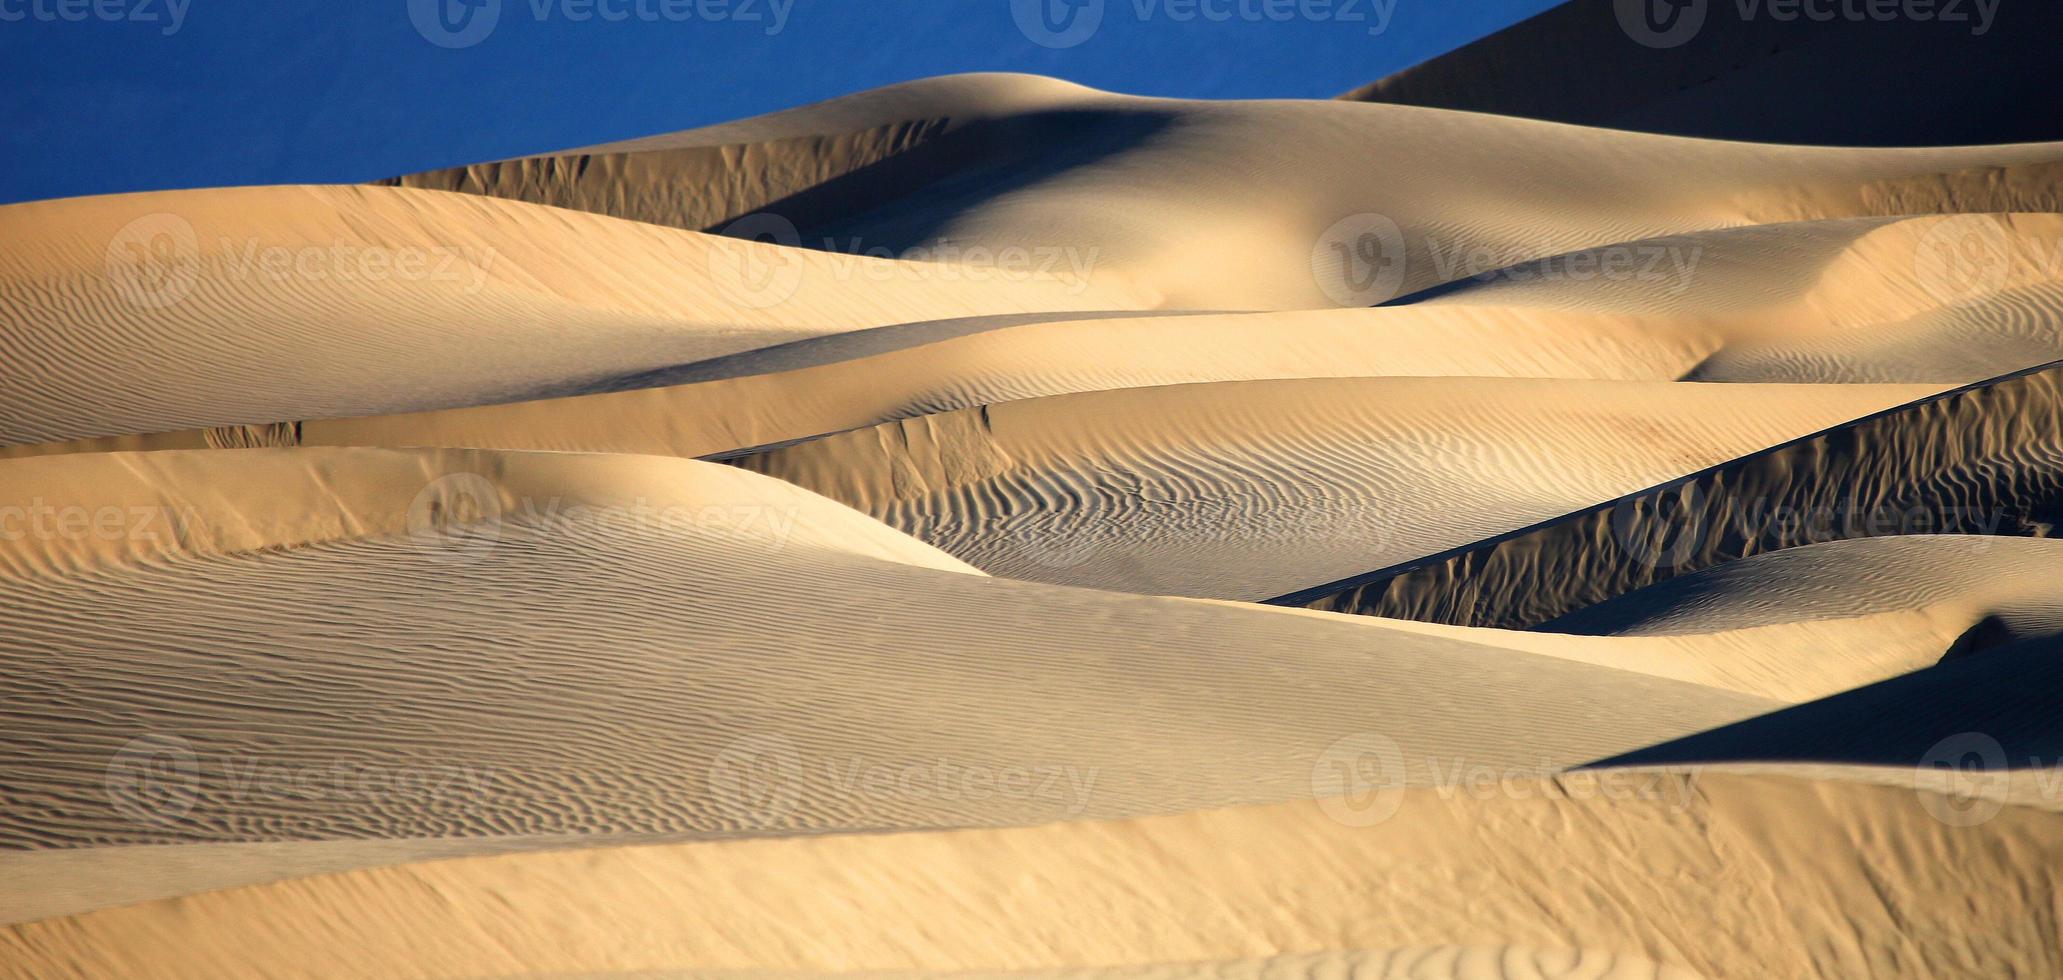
[3,47,2061,980]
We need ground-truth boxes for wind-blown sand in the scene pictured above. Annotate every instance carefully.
[3,40,2061,980]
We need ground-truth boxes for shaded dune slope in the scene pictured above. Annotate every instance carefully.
[1600,631,2063,769]
[1278,362,2063,626]
[1341,0,2063,146]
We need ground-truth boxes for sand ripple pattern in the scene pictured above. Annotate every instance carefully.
[735,378,1927,600]
[1285,363,2063,626]
[0,452,1773,850]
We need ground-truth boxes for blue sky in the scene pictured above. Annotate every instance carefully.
[0,0,1560,205]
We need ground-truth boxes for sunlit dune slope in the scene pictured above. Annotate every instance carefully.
[7,772,2058,979]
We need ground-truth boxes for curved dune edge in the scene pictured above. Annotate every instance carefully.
[5,773,2057,978]
[1283,361,2063,626]
[731,377,1934,600]
[387,72,2063,310]
[0,448,981,580]
[0,183,1153,447]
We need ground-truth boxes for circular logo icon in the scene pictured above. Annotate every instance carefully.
[1611,483,1705,572]
[1312,213,1408,306]
[709,212,806,310]
[1311,732,1407,827]
[1914,214,2013,307]
[1615,0,1707,49]
[105,733,201,829]
[708,733,803,829]
[406,472,505,563]
[104,212,201,309]
[1012,0,1104,49]
[1915,731,2010,827]
[410,0,501,48]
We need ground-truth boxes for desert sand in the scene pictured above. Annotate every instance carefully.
[2,34,2061,980]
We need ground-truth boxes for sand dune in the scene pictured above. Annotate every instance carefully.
[0,183,1150,448]
[6,772,2057,978]
[733,377,1930,599]
[13,89,2062,454]
[8,50,2063,980]
[30,212,2059,463]
[389,73,2063,310]
[1287,361,2063,626]
[0,448,1785,921]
